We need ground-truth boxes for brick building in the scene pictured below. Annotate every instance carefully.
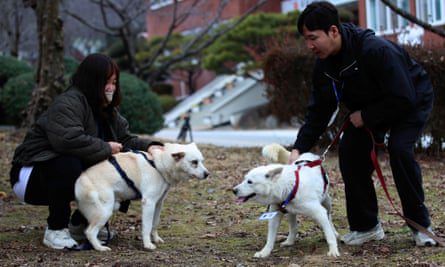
[146,0,282,99]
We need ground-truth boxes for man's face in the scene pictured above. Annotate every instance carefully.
[302,25,340,59]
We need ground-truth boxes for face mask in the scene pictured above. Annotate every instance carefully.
[105,92,114,103]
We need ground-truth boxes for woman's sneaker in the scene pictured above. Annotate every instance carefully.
[68,223,115,242]
[43,228,78,249]
[412,227,437,246]
[341,222,385,245]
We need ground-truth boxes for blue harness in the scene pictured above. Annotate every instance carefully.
[108,150,156,200]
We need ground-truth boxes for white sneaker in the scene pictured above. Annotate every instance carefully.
[341,222,385,245]
[43,228,78,249]
[413,227,437,247]
[68,223,115,242]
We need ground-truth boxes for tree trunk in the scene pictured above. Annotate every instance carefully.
[23,0,65,127]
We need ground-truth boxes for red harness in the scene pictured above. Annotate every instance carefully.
[278,159,328,213]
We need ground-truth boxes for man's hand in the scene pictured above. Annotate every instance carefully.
[349,110,364,128]
[288,149,300,164]
[108,141,123,154]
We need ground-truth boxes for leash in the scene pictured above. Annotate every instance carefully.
[364,127,445,246]
[322,119,444,246]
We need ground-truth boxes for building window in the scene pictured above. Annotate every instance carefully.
[416,0,445,26]
[366,0,410,34]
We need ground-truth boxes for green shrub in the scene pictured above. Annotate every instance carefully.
[158,94,177,113]
[119,72,164,134]
[0,56,33,88]
[64,56,79,74]
[405,46,445,154]
[0,72,35,125]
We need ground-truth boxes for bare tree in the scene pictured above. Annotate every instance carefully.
[0,0,36,58]
[141,0,268,85]
[380,0,445,38]
[63,0,268,83]
[22,0,65,127]
[63,0,148,74]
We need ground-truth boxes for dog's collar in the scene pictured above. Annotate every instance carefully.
[279,159,327,213]
[279,166,302,214]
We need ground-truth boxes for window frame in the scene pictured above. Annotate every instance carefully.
[366,0,411,35]
[416,0,445,26]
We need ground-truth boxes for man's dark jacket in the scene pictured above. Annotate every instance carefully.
[293,23,434,153]
[13,87,160,166]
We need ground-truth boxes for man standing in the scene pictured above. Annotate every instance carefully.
[290,1,436,246]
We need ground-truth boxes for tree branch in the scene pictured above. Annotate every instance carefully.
[380,0,445,38]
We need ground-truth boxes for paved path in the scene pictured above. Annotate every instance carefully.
[154,128,297,147]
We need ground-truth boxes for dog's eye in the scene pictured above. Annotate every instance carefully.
[265,174,270,178]
[191,160,198,166]
[247,180,253,184]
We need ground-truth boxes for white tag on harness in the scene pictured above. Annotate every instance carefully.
[258,211,278,220]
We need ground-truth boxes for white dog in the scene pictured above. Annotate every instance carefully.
[75,142,209,251]
[233,145,339,258]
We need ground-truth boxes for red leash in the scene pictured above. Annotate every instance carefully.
[323,119,444,246]
[364,127,445,246]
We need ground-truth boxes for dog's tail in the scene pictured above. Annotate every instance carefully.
[262,143,291,164]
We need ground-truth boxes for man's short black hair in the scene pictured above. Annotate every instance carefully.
[297,1,340,34]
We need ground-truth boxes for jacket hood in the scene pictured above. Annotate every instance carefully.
[321,23,375,80]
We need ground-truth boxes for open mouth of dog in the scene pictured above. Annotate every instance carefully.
[235,193,256,204]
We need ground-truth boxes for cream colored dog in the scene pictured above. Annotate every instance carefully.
[75,142,209,251]
[261,143,291,164]
[233,144,339,258]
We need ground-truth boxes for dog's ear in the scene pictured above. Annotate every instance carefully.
[265,167,283,180]
[171,152,185,162]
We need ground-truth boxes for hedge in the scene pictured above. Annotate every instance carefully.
[0,72,35,125]
[119,72,164,134]
[0,56,32,88]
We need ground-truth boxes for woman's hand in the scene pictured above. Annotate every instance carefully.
[148,145,164,154]
[108,141,123,154]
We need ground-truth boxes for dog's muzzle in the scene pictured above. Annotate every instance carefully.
[232,188,256,204]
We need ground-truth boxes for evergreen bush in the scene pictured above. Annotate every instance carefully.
[64,56,80,74]
[119,72,164,134]
[158,94,177,113]
[0,72,35,125]
[0,56,32,88]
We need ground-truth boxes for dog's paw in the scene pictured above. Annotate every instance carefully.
[254,250,270,258]
[96,245,112,252]
[280,240,295,247]
[327,248,340,257]
[144,243,157,250]
[152,235,164,244]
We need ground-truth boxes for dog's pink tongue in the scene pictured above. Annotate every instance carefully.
[235,197,246,204]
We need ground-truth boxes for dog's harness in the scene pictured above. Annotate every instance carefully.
[278,159,328,214]
[108,150,156,200]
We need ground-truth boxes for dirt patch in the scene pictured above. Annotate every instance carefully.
[1,130,444,266]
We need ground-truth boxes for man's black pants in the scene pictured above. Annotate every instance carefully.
[11,155,88,230]
[338,115,432,232]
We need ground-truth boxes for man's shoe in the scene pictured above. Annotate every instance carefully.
[43,228,78,249]
[413,227,437,247]
[68,223,115,242]
[341,222,385,245]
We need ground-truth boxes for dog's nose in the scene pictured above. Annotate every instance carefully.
[203,171,209,179]
[232,188,238,195]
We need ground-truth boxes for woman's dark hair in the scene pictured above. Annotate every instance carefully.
[71,53,121,118]
[297,1,340,35]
